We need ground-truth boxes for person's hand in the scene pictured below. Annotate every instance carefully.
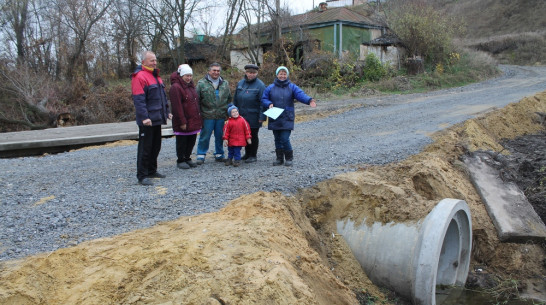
[223,140,228,147]
[142,119,152,126]
[168,113,173,120]
[247,138,252,144]
[310,99,317,108]
[269,104,274,109]
[181,124,187,130]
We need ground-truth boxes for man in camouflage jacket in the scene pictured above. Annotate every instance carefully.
[195,62,232,164]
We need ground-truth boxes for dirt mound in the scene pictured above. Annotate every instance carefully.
[0,192,359,304]
[1,92,545,304]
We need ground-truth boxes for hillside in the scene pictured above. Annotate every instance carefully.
[438,0,545,38]
[429,0,546,65]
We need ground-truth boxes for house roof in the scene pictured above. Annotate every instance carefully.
[232,5,386,48]
[184,43,216,61]
[239,5,385,36]
[362,33,402,46]
[289,6,382,28]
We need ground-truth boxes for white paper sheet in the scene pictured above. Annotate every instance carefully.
[263,107,284,120]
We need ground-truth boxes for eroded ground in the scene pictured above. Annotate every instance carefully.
[0,92,545,305]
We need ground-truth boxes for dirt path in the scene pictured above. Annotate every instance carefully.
[297,65,546,122]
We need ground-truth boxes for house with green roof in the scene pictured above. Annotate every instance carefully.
[230,3,390,70]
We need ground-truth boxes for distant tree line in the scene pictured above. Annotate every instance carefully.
[0,0,289,130]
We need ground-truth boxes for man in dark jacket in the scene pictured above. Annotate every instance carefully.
[131,50,172,185]
[233,64,266,163]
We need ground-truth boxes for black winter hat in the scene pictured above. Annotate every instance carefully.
[244,64,259,71]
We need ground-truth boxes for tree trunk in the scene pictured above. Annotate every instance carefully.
[10,0,30,65]
[219,0,242,61]
[177,0,186,65]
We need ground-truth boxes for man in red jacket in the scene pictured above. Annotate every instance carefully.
[131,50,172,185]
[223,105,251,167]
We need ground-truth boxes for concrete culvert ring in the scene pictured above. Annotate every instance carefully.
[414,199,472,305]
[337,198,472,305]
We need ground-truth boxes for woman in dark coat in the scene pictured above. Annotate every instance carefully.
[261,66,316,166]
[169,64,202,169]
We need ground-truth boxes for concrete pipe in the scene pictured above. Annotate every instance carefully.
[336,198,472,305]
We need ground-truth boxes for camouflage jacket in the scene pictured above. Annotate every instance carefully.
[196,74,232,120]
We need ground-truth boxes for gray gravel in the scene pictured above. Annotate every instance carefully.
[1,65,545,261]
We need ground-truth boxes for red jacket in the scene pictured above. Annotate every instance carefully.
[131,65,170,126]
[223,116,251,147]
[169,72,202,132]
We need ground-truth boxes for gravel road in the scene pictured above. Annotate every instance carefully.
[1,65,545,262]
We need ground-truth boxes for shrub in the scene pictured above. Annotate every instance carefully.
[0,63,59,131]
[362,53,388,82]
[455,48,500,80]
[386,0,465,67]
[259,50,303,86]
[73,84,134,125]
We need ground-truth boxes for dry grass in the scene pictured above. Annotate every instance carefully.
[428,0,546,66]
[432,0,546,38]
[461,31,546,66]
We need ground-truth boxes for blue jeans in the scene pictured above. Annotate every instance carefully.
[227,146,242,160]
[197,119,225,159]
[272,130,292,151]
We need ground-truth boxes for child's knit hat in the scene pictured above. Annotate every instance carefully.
[227,104,238,117]
[275,66,289,77]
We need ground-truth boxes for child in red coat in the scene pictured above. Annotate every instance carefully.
[223,105,252,167]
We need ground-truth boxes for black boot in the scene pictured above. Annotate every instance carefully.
[284,150,293,166]
[273,149,284,166]
[245,144,257,163]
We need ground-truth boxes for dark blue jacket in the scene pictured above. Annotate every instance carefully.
[233,76,266,128]
[131,65,170,126]
[261,78,312,130]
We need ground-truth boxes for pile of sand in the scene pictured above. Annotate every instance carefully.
[1,92,544,305]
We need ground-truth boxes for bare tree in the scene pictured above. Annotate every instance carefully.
[239,0,265,65]
[273,0,281,43]
[259,0,295,66]
[26,0,56,74]
[217,0,243,62]
[54,0,113,80]
[135,0,203,71]
[48,6,67,79]
[191,6,216,38]
[385,0,464,66]
[111,0,145,75]
[0,0,60,76]
[1,0,30,64]
[0,63,56,129]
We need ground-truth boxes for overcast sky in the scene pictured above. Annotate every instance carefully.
[290,0,318,14]
[191,0,321,37]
